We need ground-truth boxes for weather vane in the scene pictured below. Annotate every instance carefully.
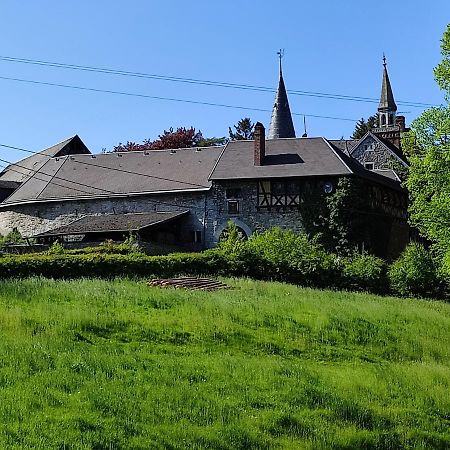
[277,49,285,72]
[383,53,387,67]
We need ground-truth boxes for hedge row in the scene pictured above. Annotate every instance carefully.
[0,228,447,300]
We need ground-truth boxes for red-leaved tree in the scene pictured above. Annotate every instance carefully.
[112,127,225,152]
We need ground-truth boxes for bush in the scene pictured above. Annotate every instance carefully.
[245,228,338,287]
[47,241,65,255]
[339,252,387,293]
[388,243,445,298]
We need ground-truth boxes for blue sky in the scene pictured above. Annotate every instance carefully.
[1,1,449,164]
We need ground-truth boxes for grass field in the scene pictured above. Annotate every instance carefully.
[0,278,449,449]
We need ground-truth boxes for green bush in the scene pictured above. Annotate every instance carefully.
[388,243,445,298]
[339,252,387,293]
[47,241,65,255]
[0,251,227,280]
[245,227,338,287]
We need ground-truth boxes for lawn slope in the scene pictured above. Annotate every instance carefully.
[0,278,449,449]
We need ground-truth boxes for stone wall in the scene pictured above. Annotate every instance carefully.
[206,180,304,244]
[0,192,210,246]
[351,135,402,170]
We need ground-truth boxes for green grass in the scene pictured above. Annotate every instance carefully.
[0,278,449,449]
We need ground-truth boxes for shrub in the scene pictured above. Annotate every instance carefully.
[339,252,387,293]
[388,243,445,298]
[244,227,339,287]
[47,241,65,255]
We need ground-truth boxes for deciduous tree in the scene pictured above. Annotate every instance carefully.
[403,24,450,260]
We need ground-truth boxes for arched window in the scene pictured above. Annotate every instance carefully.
[381,114,386,126]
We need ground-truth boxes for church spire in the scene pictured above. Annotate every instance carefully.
[378,55,397,127]
[268,50,296,139]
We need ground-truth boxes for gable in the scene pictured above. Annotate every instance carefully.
[350,133,408,169]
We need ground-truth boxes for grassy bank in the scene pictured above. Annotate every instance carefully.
[0,278,449,449]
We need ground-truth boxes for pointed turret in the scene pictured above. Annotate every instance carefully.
[377,55,397,127]
[268,52,296,139]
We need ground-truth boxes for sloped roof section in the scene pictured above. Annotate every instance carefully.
[0,135,91,183]
[210,137,353,180]
[33,211,189,237]
[268,70,296,139]
[378,61,397,112]
[1,146,223,206]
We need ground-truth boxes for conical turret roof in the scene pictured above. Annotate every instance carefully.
[378,58,397,112]
[268,65,296,139]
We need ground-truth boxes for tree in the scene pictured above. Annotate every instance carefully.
[228,117,255,140]
[112,127,225,152]
[402,25,450,260]
[351,115,378,139]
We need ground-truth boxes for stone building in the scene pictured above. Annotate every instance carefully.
[0,58,410,258]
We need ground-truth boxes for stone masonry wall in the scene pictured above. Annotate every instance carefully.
[351,135,401,170]
[0,192,209,245]
[205,180,305,245]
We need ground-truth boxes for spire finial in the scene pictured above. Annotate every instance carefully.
[383,53,387,68]
[277,49,284,74]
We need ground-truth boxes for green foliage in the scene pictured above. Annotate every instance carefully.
[351,114,378,139]
[245,227,337,287]
[403,25,450,258]
[339,252,387,293]
[0,277,449,448]
[228,117,255,140]
[0,229,24,247]
[388,242,444,298]
[46,241,65,255]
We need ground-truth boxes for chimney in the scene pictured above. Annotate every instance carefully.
[254,122,265,166]
[395,115,406,131]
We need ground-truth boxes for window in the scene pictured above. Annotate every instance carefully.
[227,200,240,214]
[365,162,374,170]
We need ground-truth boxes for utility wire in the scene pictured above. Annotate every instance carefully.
[0,75,358,122]
[0,54,436,108]
[0,143,211,189]
[0,157,207,211]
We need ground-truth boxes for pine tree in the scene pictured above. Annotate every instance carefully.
[228,118,255,140]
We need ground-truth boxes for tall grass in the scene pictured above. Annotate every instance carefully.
[0,278,449,449]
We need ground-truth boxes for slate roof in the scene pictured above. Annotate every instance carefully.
[33,211,189,237]
[211,138,354,179]
[372,169,400,181]
[1,146,223,207]
[0,135,91,184]
[268,70,296,139]
[211,137,405,192]
[327,139,358,155]
[379,62,397,112]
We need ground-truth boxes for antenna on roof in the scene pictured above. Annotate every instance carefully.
[302,115,308,138]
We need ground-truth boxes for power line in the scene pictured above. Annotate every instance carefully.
[0,143,211,189]
[0,74,359,122]
[0,157,207,211]
[0,54,436,108]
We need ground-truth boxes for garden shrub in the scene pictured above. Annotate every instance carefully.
[339,252,387,293]
[388,242,445,298]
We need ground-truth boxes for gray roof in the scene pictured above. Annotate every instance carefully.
[328,139,358,155]
[378,62,397,112]
[0,135,91,183]
[372,169,400,181]
[210,137,354,180]
[268,70,296,139]
[1,146,223,206]
[211,137,405,192]
[33,211,189,237]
